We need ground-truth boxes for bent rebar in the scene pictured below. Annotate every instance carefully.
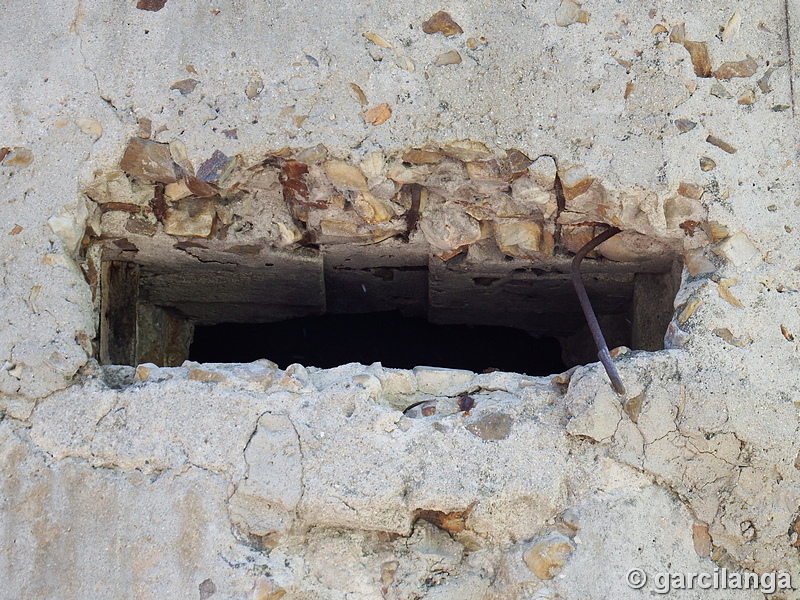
[571,227,626,396]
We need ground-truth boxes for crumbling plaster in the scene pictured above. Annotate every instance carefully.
[1,0,800,598]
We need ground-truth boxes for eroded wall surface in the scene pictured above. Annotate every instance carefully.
[1,0,799,598]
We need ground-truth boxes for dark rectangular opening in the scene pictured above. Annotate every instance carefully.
[97,243,682,376]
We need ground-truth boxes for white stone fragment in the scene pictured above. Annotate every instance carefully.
[413,366,475,395]
[76,117,103,138]
[716,232,761,268]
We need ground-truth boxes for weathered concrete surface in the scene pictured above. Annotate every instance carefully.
[1,0,799,598]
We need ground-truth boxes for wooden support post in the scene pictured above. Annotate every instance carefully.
[100,261,139,365]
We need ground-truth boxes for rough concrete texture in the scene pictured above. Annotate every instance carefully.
[2,0,800,598]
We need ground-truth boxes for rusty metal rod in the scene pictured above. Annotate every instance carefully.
[571,227,626,396]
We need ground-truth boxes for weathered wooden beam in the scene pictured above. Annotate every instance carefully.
[100,261,139,365]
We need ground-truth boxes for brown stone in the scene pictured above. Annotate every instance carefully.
[558,165,594,201]
[523,533,575,580]
[422,11,463,37]
[2,147,34,167]
[706,135,737,154]
[682,41,712,77]
[677,182,703,200]
[188,369,227,383]
[713,327,752,347]
[465,413,512,441]
[363,103,392,125]
[120,137,177,183]
[402,149,445,164]
[699,156,716,171]
[692,523,712,557]
[713,56,758,79]
[737,90,756,105]
[440,140,493,162]
[506,148,534,174]
[170,79,200,95]
[249,575,286,600]
[136,0,167,10]
[434,50,462,66]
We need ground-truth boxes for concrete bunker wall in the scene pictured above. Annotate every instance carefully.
[1,1,800,599]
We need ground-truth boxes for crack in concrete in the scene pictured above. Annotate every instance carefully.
[69,5,125,124]
[286,415,306,519]
[783,0,797,115]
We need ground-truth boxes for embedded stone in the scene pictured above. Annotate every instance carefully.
[413,366,474,395]
[360,151,386,178]
[707,221,729,242]
[506,148,534,175]
[465,413,513,441]
[402,149,445,164]
[170,78,200,95]
[296,144,328,164]
[682,41,712,77]
[76,117,103,138]
[674,118,696,132]
[677,182,703,200]
[188,368,226,383]
[120,137,178,183]
[713,327,752,347]
[597,231,674,262]
[2,146,34,167]
[418,199,481,256]
[558,165,593,201]
[164,179,193,201]
[434,50,462,67]
[364,103,392,125]
[684,250,716,276]
[738,90,756,105]
[492,220,544,258]
[245,75,264,99]
[324,160,369,191]
[721,10,741,43]
[422,11,463,37]
[364,31,393,48]
[386,163,430,184]
[555,0,589,26]
[669,23,686,43]
[699,156,716,171]
[248,575,286,600]
[163,198,216,237]
[714,232,761,267]
[713,56,758,79]
[84,172,153,206]
[710,83,733,99]
[523,532,575,579]
[353,192,395,223]
[706,135,737,154]
[512,177,555,218]
[466,159,511,186]
[440,140,493,162]
[561,225,597,255]
[664,196,706,230]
